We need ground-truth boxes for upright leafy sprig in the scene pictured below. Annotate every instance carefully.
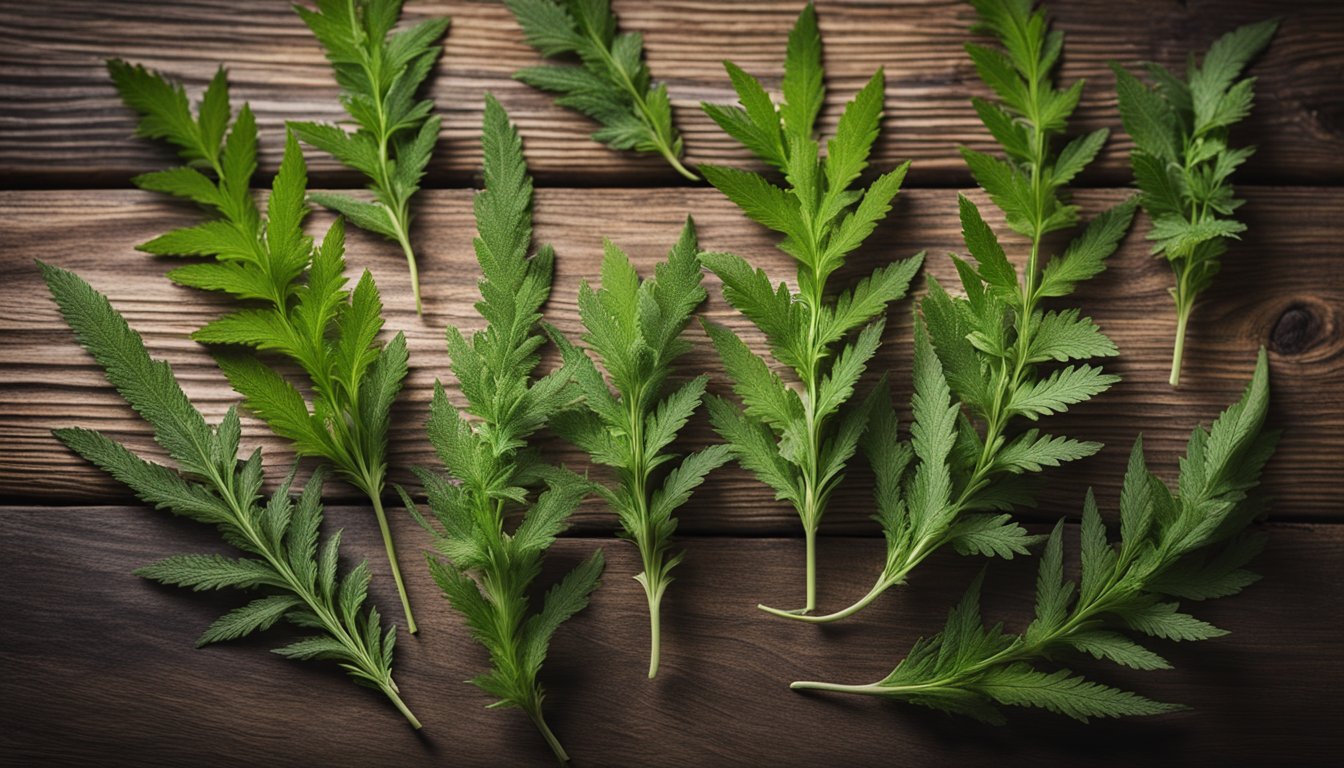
[404,96,602,766]
[697,3,923,617]
[794,350,1276,723]
[551,220,731,678]
[1111,20,1277,386]
[292,0,451,315]
[507,0,696,180]
[786,0,1136,624]
[42,264,418,728]
[107,61,417,634]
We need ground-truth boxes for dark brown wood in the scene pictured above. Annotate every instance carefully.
[1,507,1340,766]
[2,187,1340,528]
[1,0,1340,187]
[2,4,1342,764]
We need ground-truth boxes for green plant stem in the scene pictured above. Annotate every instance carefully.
[792,552,1148,699]
[362,471,418,635]
[380,682,423,729]
[351,0,424,315]
[389,214,423,316]
[529,707,570,765]
[662,151,700,182]
[773,119,1054,624]
[625,384,673,678]
[759,263,829,616]
[1170,284,1194,388]
[646,589,662,679]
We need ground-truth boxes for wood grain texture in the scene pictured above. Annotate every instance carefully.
[2,187,1340,528]
[1,0,1341,187]
[1,507,1340,766]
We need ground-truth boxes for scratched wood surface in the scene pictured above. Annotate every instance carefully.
[1,0,1342,766]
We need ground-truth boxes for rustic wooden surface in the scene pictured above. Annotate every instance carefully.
[2,0,1342,766]
[2,511,1342,767]
[2,0,1342,186]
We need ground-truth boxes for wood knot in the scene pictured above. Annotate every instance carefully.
[1269,302,1328,355]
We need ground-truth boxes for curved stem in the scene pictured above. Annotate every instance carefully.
[389,213,423,316]
[529,708,570,766]
[762,571,896,623]
[757,522,818,616]
[662,149,700,182]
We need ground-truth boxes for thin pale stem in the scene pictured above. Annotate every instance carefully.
[647,588,662,679]
[757,523,819,616]
[381,681,422,729]
[390,217,423,316]
[791,680,892,695]
[805,523,817,612]
[662,149,700,182]
[1171,298,1192,388]
[763,572,897,623]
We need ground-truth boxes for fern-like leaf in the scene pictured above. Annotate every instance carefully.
[507,0,696,180]
[793,351,1275,722]
[409,95,602,765]
[698,2,924,617]
[42,263,418,728]
[292,0,451,314]
[107,60,418,633]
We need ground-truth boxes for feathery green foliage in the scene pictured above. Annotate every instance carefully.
[793,350,1276,722]
[403,96,601,765]
[787,0,1133,624]
[696,3,923,617]
[106,60,417,634]
[41,263,418,728]
[507,0,696,180]
[292,0,451,315]
[1111,20,1277,386]
[551,219,731,678]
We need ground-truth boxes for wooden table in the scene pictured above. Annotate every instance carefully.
[2,1,1341,765]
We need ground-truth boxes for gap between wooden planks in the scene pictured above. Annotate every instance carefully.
[0,508,1340,766]
[1,0,1340,186]
[1,187,1340,528]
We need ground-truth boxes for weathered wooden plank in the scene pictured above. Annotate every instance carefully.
[1,0,1339,186]
[2,187,1340,529]
[0,507,1339,766]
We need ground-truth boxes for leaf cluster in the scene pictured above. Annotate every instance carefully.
[1111,19,1277,385]
[802,350,1276,723]
[42,263,417,727]
[696,3,923,614]
[293,0,451,313]
[106,60,415,631]
[551,219,731,676]
[796,0,1133,624]
[405,95,601,765]
[507,0,696,180]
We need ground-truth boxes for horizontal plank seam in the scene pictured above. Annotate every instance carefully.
[1,179,1340,192]
[0,500,1338,528]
